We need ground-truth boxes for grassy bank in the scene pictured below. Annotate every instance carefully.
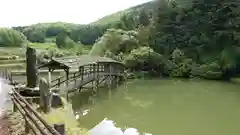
[42,98,88,135]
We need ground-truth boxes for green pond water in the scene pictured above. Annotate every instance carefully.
[70,79,240,135]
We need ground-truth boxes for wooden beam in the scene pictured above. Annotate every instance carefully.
[64,68,69,86]
[48,68,52,85]
[96,63,100,92]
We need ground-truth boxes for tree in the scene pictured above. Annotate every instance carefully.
[0,28,27,47]
[46,24,68,37]
[28,31,45,43]
[56,31,76,49]
[120,13,136,30]
[56,32,67,48]
[139,9,150,26]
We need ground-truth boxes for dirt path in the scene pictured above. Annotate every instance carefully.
[0,78,13,135]
[0,115,10,135]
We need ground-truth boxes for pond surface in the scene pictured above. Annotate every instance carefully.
[70,78,240,135]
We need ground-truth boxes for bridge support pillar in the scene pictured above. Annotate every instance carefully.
[96,63,100,92]
[64,68,69,86]
[48,68,53,85]
[107,64,114,90]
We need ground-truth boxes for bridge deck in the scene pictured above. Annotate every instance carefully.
[61,72,124,93]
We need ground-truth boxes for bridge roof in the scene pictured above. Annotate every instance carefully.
[38,55,123,70]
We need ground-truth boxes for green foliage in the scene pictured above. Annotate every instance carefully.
[70,24,109,45]
[191,62,223,80]
[91,1,155,25]
[21,24,47,43]
[27,30,45,43]
[42,98,88,135]
[46,23,68,37]
[145,0,240,79]
[219,47,237,71]
[90,28,139,56]
[69,43,83,55]
[6,0,240,80]
[0,28,27,47]
[28,42,57,50]
[163,49,193,77]
[56,32,67,48]
[139,9,150,26]
[56,31,77,49]
[124,46,163,71]
[14,22,107,45]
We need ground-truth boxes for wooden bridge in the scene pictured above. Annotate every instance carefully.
[38,55,126,93]
[0,54,126,135]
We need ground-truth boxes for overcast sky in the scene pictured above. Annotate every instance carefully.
[0,0,151,27]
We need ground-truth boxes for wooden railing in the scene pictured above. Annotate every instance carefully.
[10,88,62,135]
[51,64,124,88]
[0,69,13,83]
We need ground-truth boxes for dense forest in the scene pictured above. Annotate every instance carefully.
[0,0,240,80]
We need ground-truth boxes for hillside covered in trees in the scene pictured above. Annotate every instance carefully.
[0,0,240,80]
[90,0,240,80]
[2,1,157,46]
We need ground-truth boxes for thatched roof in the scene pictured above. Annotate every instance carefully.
[38,55,123,70]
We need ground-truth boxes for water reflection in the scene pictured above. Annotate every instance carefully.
[69,87,152,135]
[89,118,152,135]
[69,79,240,135]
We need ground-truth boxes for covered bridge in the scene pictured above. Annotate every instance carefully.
[38,55,125,83]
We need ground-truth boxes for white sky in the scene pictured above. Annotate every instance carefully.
[0,0,151,27]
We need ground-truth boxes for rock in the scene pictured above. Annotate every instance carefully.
[54,123,65,135]
[51,93,63,108]
[50,88,60,93]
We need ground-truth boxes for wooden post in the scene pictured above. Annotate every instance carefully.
[92,63,97,92]
[9,72,13,84]
[26,47,38,88]
[48,68,52,85]
[4,69,6,79]
[81,67,83,84]
[106,64,113,90]
[89,65,91,78]
[54,123,65,135]
[58,79,60,87]
[96,63,100,91]
[65,68,69,86]
[74,73,76,85]
[79,66,83,92]
[13,101,17,112]
[39,78,51,113]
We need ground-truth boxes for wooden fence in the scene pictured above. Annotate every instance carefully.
[0,70,65,135]
[1,69,13,83]
[10,88,63,135]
